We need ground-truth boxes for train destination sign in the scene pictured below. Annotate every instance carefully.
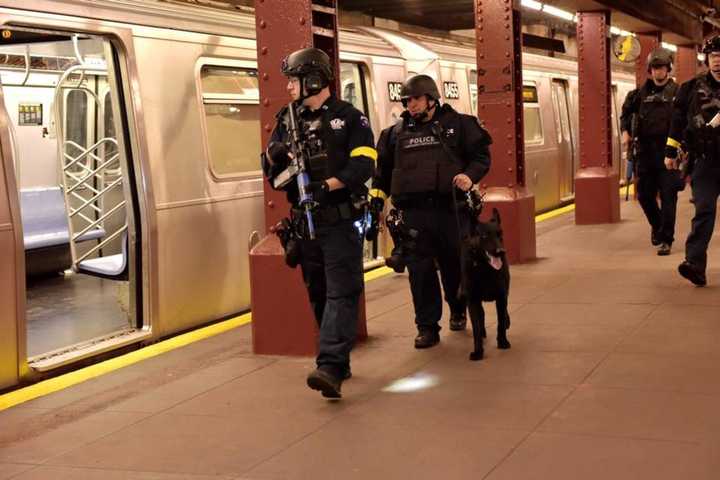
[388,82,403,102]
[443,81,460,99]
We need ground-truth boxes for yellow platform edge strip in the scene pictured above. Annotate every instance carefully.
[0,186,635,411]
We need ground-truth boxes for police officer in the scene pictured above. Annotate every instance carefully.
[261,48,375,398]
[373,74,491,349]
[621,47,680,256]
[665,35,720,286]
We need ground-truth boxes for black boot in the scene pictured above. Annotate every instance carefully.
[678,260,706,286]
[414,329,440,349]
[449,312,467,331]
[307,368,342,399]
[651,229,661,246]
[657,243,672,256]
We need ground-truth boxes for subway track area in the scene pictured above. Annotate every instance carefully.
[1,192,720,479]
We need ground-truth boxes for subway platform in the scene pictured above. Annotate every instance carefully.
[1,192,720,480]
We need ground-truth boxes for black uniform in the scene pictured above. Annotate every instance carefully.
[374,103,491,334]
[666,73,720,273]
[263,96,375,379]
[621,79,680,246]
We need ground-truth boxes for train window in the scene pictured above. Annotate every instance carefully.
[199,64,261,178]
[523,85,543,144]
[340,62,369,116]
[468,70,478,115]
[65,89,89,173]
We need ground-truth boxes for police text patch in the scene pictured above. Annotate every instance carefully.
[400,135,440,150]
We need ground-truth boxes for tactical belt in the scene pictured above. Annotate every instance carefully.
[393,194,454,210]
[293,201,360,227]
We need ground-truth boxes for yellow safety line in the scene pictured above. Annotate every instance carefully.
[0,185,637,410]
[0,313,251,411]
[364,266,394,282]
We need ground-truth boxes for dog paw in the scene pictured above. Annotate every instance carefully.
[469,350,484,361]
[497,338,511,349]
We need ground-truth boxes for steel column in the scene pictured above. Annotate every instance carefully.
[574,11,620,225]
[635,32,661,88]
[676,45,699,84]
[250,0,366,356]
[474,0,536,264]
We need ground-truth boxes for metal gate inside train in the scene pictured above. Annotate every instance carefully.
[0,26,141,371]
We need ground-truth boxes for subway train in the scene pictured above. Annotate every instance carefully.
[0,0,636,389]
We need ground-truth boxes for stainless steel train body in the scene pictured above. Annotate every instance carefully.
[0,0,636,389]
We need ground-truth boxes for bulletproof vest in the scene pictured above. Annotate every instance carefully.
[686,75,720,156]
[390,110,463,196]
[637,81,677,138]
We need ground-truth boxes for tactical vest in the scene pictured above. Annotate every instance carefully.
[390,111,463,196]
[637,81,677,138]
[686,74,720,156]
[280,105,333,183]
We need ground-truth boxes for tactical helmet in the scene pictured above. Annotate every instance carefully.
[281,47,334,96]
[702,34,720,55]
[400,74,441,105]
[647,47,673,72]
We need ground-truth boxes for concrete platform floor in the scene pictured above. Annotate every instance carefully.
[2,191,720,479]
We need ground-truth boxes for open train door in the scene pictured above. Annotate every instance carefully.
[0,82,25,390]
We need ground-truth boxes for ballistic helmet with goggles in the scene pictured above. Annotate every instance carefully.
[647,48,673,72]
[281,47,334,97]
[400,74,441,107]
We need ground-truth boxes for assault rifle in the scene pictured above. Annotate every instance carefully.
[272,102,317,239]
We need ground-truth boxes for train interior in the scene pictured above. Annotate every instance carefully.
[0,27,138,363]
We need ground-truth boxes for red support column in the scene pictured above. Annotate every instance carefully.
[574,11,620,225]
[474,0,536,264]
[250,0,366,356]
[635,32,661,87]
[676,45,699,84]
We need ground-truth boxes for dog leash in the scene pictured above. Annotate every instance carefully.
[431,121,472,303]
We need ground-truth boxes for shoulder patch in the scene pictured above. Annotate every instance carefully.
[330,118,346,130]
[359,115,370,128]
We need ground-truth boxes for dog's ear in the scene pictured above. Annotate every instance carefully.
[492,208,501,225]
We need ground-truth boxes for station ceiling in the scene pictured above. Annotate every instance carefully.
[338,0,720,44]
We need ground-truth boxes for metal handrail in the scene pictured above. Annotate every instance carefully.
[76,225,128,264]
[53,61,128,272]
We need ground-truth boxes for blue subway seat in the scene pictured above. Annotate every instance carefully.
[20,187,105,251]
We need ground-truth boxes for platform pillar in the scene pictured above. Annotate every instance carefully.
[676,45,699,84]
[474,0,535,264]
[635,32,661,87]
[250,0,366,356]
[574,11,620,225]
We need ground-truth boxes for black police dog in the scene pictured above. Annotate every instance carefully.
[462,206,511,361]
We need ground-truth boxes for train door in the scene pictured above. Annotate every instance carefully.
[339,61,384,264]
[610,85,622,177]
[551,79,575,199]
[0,84,23,389]
[0,26,142,371]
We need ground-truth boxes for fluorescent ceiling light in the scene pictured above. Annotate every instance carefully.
[521,0,543,10]
[662,42,678,52]
[542,5,576,22]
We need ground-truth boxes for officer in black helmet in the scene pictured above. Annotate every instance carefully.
[372,74,492,349]
[621,47,680,256]
[665,35,720,286]
[261,48,375,398]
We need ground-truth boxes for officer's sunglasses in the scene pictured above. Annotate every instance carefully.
[401,95,425,108]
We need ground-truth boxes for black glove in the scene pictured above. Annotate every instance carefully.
[303,180,329,203]
[266,141,290,166]
[365,197,385,242]
[370,196,385,213]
